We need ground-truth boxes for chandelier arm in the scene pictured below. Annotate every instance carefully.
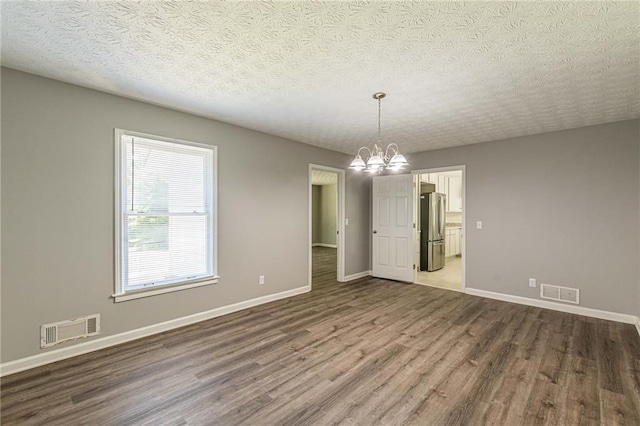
[356,146,371,158]
[384,143,399,160]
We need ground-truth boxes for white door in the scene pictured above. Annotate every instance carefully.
[372,174,414,282]
[413,175,421,281]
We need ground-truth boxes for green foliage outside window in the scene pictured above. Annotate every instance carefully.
[128,173,169,252]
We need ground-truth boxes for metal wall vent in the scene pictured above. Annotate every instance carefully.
[41,314,100,348]
[540,284,579,304]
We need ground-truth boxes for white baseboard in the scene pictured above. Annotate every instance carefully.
[636,317,640,337]
[466,288,639,328]
[342,270,371,282]
[0,285,311,377]
[414,281,463,293]
[312,243,337,248]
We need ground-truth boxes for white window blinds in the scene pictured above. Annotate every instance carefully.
[117,132,216,293]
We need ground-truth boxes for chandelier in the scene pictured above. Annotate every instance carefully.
[349,92,408,173]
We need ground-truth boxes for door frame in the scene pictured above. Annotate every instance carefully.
[308,164,346,286]
[412,165,467,292]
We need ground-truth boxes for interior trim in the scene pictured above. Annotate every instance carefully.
[411,166,467,293]
[0,285,311,377]
[414,281,463,293]
[312,243,338,248]
[113,277,219,302]
[343,270,371,281]
[308,164,346,284]
[466,287,639,332]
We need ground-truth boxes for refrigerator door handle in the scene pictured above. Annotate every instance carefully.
[439,194,446,239]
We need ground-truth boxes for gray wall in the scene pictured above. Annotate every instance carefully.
[311,184,337,246]
[312,185,321,243]
[1,68,370,362]
[408,119,639,316]
[320,184,337,245]
[347,169,372,274]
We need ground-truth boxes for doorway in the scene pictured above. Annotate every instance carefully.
[413,166,466,292]
[309,164,345,288]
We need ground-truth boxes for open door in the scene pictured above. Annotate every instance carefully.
[372,174,414,282]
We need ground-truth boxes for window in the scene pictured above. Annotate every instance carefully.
[114,129,217,302]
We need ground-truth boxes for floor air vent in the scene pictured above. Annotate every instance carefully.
[41,314,100,348]
[540,284,579,304]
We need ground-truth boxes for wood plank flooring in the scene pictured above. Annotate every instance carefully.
[2,247,639,425]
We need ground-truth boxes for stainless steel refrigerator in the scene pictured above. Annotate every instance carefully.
[420,193,446,272]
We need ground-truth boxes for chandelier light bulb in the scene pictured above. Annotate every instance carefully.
[349,155,366,170]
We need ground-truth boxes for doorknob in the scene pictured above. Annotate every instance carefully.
[373,230,377,234]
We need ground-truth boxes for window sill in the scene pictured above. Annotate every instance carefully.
[112,277,220,302]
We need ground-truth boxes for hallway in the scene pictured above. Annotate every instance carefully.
[312,246,336,289]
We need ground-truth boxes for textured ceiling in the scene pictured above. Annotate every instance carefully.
[311,170,338,186]
[2,1,639,155]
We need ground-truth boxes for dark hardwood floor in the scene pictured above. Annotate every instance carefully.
[312,246,337,289]
[2,247,639,425]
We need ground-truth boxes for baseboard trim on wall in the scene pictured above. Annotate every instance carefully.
[312,243,337,248]
[342,270,371,282]
[0,285,312,377]
[636,317,640,337]
[466,288,639,328]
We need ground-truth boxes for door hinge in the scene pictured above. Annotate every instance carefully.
[413,264,416,270]
[413,223,416,228]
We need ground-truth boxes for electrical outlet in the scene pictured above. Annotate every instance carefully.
[259,275,265,285]
[476,221,483,229]
[529,278,536,288]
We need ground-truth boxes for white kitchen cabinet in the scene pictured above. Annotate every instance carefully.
[445,229,453,257]
[447,176,462,212]
[453,228,460,255]
[437,175,447,194]
[449,230,455,257]
[445,227,462,257]
[422,173,462,212]
[422,174,442,192]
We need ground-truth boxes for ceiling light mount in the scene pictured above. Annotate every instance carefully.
[349,92,408,174]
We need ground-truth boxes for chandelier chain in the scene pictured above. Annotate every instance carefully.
[378,96,381,140]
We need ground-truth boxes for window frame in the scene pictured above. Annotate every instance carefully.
[113,128,219,302]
